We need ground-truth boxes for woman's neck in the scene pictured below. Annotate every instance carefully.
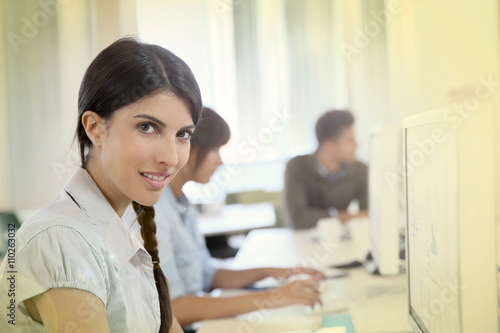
[85,160,130,218]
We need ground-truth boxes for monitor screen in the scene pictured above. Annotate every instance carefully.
[405,120,460,332]
[404,107,498,333]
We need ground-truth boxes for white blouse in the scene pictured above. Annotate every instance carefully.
[0,168,161,332]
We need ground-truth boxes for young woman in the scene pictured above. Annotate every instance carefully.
[0,38,202,332]
[152,108,326,328]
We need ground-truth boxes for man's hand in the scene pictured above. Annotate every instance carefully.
[338,210,369,223]
[338,211,352,223]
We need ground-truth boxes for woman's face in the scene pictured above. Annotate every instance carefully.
[192,148,223,184]
[93,92,194,207]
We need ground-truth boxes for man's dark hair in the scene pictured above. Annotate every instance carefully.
[315,110,355,144]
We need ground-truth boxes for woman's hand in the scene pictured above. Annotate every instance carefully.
[262,278,322,308]
[265,267,327,281]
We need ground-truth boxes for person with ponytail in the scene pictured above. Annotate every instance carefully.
[151,108,326,329]
[0,37,202,332]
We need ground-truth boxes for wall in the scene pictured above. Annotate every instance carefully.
[0,0,11,210]
[385,0,500,114]
[0,0,138,211]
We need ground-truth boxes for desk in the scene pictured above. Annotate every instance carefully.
[197,203,276,237]
[197,228,412,333]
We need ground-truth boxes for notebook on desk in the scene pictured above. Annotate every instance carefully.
[322,314,355,333]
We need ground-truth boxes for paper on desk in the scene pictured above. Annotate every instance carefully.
[280,328,346,333]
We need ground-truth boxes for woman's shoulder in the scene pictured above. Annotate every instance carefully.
[16,190,100,254]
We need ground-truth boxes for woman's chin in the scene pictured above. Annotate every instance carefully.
[133,193,163,207]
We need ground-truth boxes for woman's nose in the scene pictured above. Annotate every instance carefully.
[157,137,179,167]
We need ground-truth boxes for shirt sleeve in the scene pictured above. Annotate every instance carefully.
[155,209,187,302]
[160,250,187,301]
[189,207,217,293]
[200,243,217,293]
[283,159,330,229]
[16,226,108,308]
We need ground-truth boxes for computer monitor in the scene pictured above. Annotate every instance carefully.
[403,107,498,332]
[366,124,403,275]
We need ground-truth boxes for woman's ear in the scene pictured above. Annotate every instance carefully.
[81,111,105,147]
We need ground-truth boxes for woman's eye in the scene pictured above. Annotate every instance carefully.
[178,130,192,139]
[139,123,156,134]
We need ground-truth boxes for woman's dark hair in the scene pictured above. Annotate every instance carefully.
[191,107,230,167]
[76,37,202,332]
[315,110,355,145]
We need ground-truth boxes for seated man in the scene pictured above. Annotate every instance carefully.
[283,110,368,229]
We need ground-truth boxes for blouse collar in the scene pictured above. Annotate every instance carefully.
[63,167,144,269]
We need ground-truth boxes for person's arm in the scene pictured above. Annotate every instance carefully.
[211,267,326,289]
[284,160,330,229]
[336,163,369,223]
[170,316,184,333]
[26,288,110,333]
[27,282,185,333]
[338,210,369,223]
[15,227,111,331]
[172,279,321,326]
[211,268,268,289]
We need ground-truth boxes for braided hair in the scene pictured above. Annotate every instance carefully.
[132,203,171,329]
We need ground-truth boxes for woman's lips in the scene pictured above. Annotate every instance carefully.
[140,172,171,190]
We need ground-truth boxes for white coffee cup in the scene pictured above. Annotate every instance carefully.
[317,217,343,245]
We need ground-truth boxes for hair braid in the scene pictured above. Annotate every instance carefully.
[132,202,172,332]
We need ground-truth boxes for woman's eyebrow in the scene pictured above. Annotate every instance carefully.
[181,125,196,130]
[133,114,166,128]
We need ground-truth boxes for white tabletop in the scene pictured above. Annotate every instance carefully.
[197,228,413,333]
[197,203,276,237]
